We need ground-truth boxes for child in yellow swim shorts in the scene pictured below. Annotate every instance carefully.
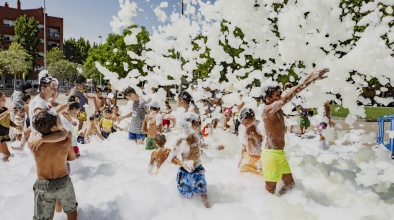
[260,149,291,182]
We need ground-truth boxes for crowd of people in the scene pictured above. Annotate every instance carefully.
[0,68,333,218]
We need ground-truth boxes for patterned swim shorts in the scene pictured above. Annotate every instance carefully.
[176,165,207,198]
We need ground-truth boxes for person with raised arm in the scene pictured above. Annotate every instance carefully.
[259,68,329,195]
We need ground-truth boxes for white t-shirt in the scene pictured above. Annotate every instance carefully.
[28,95,48,140]
[60,115,78,146]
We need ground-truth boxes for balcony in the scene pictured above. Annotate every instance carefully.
[48,32,60,39]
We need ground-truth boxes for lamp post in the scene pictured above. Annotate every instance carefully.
[43,0,47,70]
[98,36,102,87]
[179,0,184,94]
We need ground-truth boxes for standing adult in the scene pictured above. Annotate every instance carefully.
[117,87,149,144]
[11,82,32,108]
[69,75,89,130]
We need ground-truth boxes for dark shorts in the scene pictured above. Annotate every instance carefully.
[234,119,241,132]
[33,175,78,219]
[77,136,86,144]
[128,132,146,141]
[176,165,207,198]
[26,117,30,128]
[101,131,111,139]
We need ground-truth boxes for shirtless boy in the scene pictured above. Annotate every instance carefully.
[31,110,78,220]
[260,68,329,195]
[148,134,171,174]
[142,100,163,150]
[86,89,105,115]
[77,114,104,144]
[169,112,224,208]
[237,107,263,175]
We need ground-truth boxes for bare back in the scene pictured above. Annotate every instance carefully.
[34,134,74,179]
[263,107,286,150]
[151,148,171,169]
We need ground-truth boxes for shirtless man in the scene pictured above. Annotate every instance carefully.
[148,134,171,174]
[86,89,106,115]
[237,107,263,175]
[31,110,78,220]
[260,68,329,195]
[169,112,224,208]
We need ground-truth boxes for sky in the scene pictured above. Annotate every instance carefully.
[0,0,185,45]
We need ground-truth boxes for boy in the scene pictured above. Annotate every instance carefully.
[260,68,329,195]
[237,107,263,175]
[78,114,105,144]
[169,112,224,208]
[142,100,163,150]
[299,105,310,135]
[317,100,335,149]
[22,94,31,128]
[31,110,78,220]
[69,75,89,130]
[99,107,114,139]
[86,88,106,115]
[117,87,149,144]
[148,134,171,174]
[13,106,25,141]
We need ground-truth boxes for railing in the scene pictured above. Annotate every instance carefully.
[48,32,60,38]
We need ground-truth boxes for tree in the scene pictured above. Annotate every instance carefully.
[47,47,65,65]
[47,47,78,85]
[0,42,32,89]
[64,37,91,64]
[13,15,40,69]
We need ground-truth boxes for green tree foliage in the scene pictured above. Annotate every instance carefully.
[13,15,40,69]
[47,47,78,85]
[0,42,32,88]
[64,38,91,64]
[83,25,150,82]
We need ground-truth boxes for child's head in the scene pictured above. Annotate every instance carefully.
[123,87,138,101]
[284,82,293,90]
[149,99,161,112]
[33,110,60,135]
[89,114,99,126]
[22,94,31,104]
[68,95,76,102]
[154,134,166,147]
[14,106,24,116]
[75,75,87,89]
[178,112,201,134]
[260,85,281,105]
[165,101,169,106]
[0,92,5,107]
[112,106,119,114]
[75,96,80,103]
[96,89,103,97]
[103,107,112,118]
[68,101,80,116]
[239,107,255,128]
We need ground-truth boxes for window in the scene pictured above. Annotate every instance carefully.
[38,25,44,31]
[3,35,13,41]
[3,19,15,27]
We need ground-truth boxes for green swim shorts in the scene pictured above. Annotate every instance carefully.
[33,175,78,219]
[261,149,292,182]
[145,137,157,150]
[300,117,310,127]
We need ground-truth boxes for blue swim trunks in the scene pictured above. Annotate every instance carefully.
[176,165,207,198]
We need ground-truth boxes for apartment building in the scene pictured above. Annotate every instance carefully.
[0,0,63,85]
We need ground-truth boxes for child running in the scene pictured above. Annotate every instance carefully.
[147,134,171,174]
[0,92,23,161]
[142,100,163,150]
[99,107,114,139]
[169,112,224,208]
[237,107,263,175]
[259,68,329,195]
[31,110,78,220]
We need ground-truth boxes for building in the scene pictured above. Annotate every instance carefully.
[0,0,63,86]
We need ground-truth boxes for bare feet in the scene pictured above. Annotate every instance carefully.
[278,182,295,195]
[201,194,210,208]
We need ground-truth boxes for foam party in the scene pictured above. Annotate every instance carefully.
[1,0,394,219]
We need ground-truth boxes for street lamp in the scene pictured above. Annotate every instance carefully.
[179,0,184,94]
[98,36,102,87]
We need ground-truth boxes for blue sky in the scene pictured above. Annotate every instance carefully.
[0,0,184,45]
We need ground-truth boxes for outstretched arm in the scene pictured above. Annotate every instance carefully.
[116,112,133,123]
[28,129,67,151]
[95,127,105,141]
[266,68,329,113]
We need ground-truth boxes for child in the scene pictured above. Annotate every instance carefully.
[30,110,78,219]
[78,114,104,144]
[86,89,105,115]
[22,94,31,128]
[317,100,335,149]
[99,107,114,139]
[148,134,171,174]
[111,105,121,132]
[60,101,80,157]
[169,112,224,208]
[223,106,233,131]
[162,101,172,131]
[142,100,163,150]
[237,107,263,175]
[260,68,329,195]
[0,93,23,161]
[299,106,310,135]
[13,106,25,141]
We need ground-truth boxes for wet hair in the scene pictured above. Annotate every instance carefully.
[22,94,31,103]
[103,107,112,114]
[68,95,76,102]
[155,134,166,146]
[123,87,136,96]
[89,114,99,121]
[238,107,255,122]
[68,101,80,111]
[95,88,103,93]
[150,106,159,111]
[17,82,32,93]
[112,105,119,110]
[165,101,169,105]
[33,109,58,135]
[75,75,87,84]
[13,105,24,113]
[178,91,193,104]
[261,86,280,104]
